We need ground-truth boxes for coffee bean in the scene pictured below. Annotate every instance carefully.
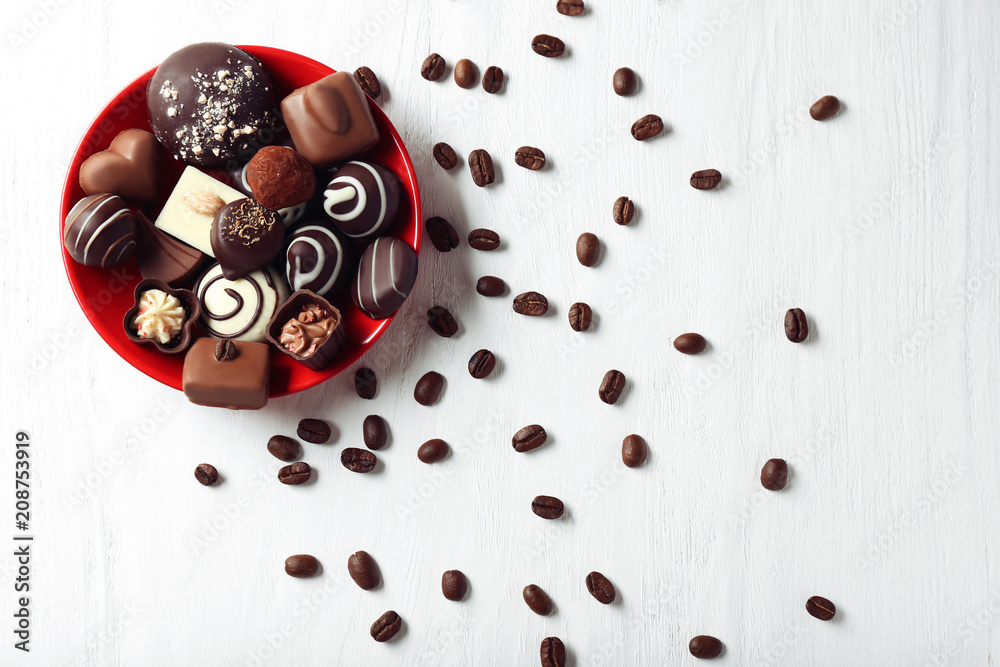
[215,339,238,361]
[613,67,636,96]
[418,438,450,463]
[468,228,500,251]
[414,371,445,406]
[585,571,616,604]
[761,458,788,491]
[341,448,377,473]
[689,635,723,659]
[468,349,496,379]
[784,308,808,342]
[370,610,401,642]
[674,333,707,355]
[513,291,548,316]
[690,169,722,190]
[806,595,836,621]
[541,637,566,667]
[576,232,600,266]
[347,551,380,590]
[297,418,331,444]
[599,370,626,405]
[523,584,554,615]
[353,66,382,99]
[355,367,377,399]
[810,95,840,121]
[482,66,504,93]
[194,463,218,486]
[426,216,459,252]
[613,196,634,225]
[514,146,546,170]
[454,58,478,88]
[267,435,302,462]
[363,415,388,450]
[622,434,647,468]
[469,148,495,187]
[441,570,468,601]
[568,302,592,331]
[631,114,664,140]
[531,495,564,519]
[427,306,458,338]
[477,276,506,297]
[278,462,311,485]
[532,34,565,57]
[284,554,320,578]
[433,142,458,170]
[421,53,446,81]
[512,424,547,452]
[556,0,584,15]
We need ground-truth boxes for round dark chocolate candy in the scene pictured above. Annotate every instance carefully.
[210,198,284,281]
[352,237,418,320]
[63,194,137,268]
[147,42,278,168]
[229,160,308,228]
[322,161,401,238]
[285,224,351,297]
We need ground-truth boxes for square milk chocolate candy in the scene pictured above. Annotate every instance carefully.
[281,72,380,167]
[182,338,271,409]
[154,166,244,256]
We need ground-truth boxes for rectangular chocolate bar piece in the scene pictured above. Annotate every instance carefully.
[182,338,270,409]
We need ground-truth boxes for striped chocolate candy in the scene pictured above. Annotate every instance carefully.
[352,237,418,320]
[323,161,401,238]
[63,193,137,268]
[286,225,350,297]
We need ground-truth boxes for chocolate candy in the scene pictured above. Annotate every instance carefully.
[63,194,137,268]
[322,161,401,238]
[135,212,210,288]
[266,290,347,371]
[352,237,419,320]
[210,198,284,280]
[122,278,200,354]
[182,338,271,410]
[195,264,290,342]
[281,71,380,167]
[246,146,316,211]
[79,129,161,203]
[147,42,279,168]
[228,158,308,228]
[285,224,350,297]
[155,166,245,256]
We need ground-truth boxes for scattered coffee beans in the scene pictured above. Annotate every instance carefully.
[541,637,566,667]
[532,34,565,57]
[523,584,554,615]
[341,448,377,473]
[585,571,616,604]
[355,367,377,399]
[297,418,331,444]
[433,142,458,170]
[278,462,311,485]
[426,216,459,252]
[469,148,495,187]
[599,370,626,404]
[784,308,808,342]
[689,635,723,659]
[514,146,546,170]
[810,95,840,121]
[576,232,600,266]
[442,570,468,601]
[348,551,380,589]
[363,415,388,450]
[761,458,788,491]
[420,53,446,81]
[690,169,722,190]
[556,0,584,15]
[417,438,450,463]
[371,610,402,642]
[613,67,636,96]
[477,276,507,297]
[353,66,381,99]
[806,595,836,621]
[674,333,707,355]
[454,58,478,88]
[531,495,564,519]
[468,349,496,379]
[414,371,445,406]
[622,434,647,468]
[427,306,458,338]
[512,424,547,452]
[631,114,664,140]
[568,302,592,331]
[194,463,218,486]
[513,291,548,316]
[482,65,504,93]
[284,554,320,578]
[468,228,500,251]
[613,196,634,225]
[267,435,302,462]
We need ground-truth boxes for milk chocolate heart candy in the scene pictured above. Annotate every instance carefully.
[79,129,161,203]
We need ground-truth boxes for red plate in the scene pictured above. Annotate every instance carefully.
[60,46,421,398]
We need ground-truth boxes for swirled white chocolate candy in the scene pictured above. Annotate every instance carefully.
[352,237,418,320]
[133,289,185,344]
[322,161,401,238]
[286,225,349,297]
[195,263,290,341]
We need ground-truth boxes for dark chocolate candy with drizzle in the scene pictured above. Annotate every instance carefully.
[322,161,401,238]
[285,224,351,297]
[352,237,418,320]
[210,198,284,280]
[63,194,137,268]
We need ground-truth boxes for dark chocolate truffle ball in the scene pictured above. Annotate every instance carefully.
[63,194,137,268]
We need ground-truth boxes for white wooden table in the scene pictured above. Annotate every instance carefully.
[2,0,998,664]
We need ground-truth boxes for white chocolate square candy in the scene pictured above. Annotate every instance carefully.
[154,166,244,256]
